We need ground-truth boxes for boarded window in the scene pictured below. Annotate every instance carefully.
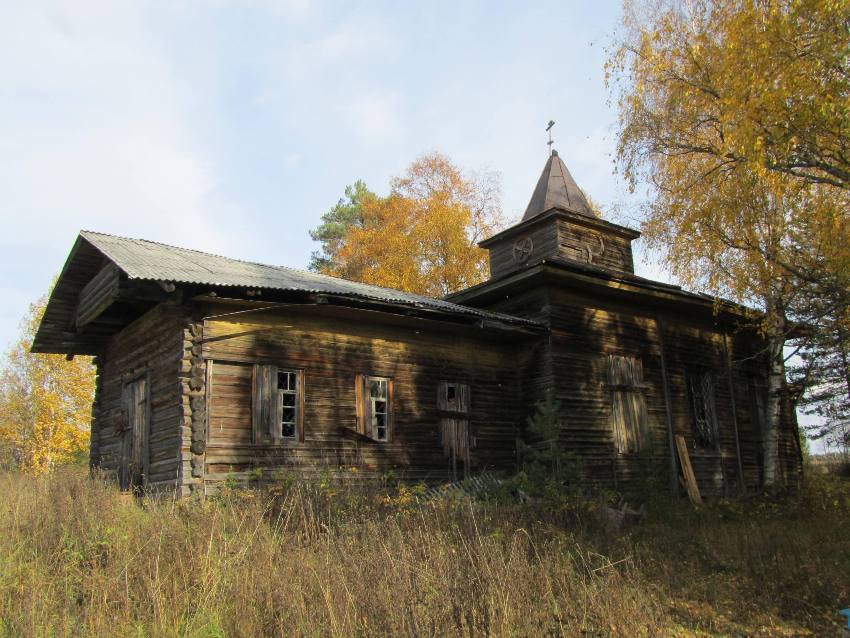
[688,370,718,447]
[608,355,648,454]
[355,375,393,442]
[252,364,304,443]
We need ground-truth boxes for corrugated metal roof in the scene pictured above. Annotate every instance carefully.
[80,231,541,327]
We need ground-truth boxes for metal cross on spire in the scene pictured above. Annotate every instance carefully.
[546,120,555,154]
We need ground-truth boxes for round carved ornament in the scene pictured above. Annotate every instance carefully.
[513,236,533,264]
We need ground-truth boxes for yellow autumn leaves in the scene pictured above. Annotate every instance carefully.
[0,297,94,474]
[314,152,505,297]
[609,0,850,306]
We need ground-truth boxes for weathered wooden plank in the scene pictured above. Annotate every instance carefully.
[76,263,120,328]
[201,306,522,489]
[675,434,702,505]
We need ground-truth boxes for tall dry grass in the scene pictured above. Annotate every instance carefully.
[0,469,847,637]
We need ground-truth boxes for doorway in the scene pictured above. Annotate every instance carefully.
[119,375,149,491]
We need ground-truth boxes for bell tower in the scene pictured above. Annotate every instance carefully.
[480,150,640,280]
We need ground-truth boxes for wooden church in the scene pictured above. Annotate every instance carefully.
[33,150,803,496]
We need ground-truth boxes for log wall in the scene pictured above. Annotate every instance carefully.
[90,303,188,493]
[556,219,634,274]
[488,222,560,279]
[471,281,800,496]
[200,306,522,491]
[75,262,120,328]
[86,287,801,498]
[488,216,636,280]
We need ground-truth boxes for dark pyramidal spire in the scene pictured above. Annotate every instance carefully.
[522,150,595,221]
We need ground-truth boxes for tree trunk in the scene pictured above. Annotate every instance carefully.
[840,345,850,461]
[763,301,786,487]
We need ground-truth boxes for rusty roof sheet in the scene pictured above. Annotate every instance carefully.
[79,231,541,327]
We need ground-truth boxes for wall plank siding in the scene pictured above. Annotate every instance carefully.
[202,306,522,490]
[488,215,637,280]
[84,267,800,498]
[556,219,635,274]
[90,303,188,493]
[75,262,120,328]
[460,278,803,497]
[489,222,561,279]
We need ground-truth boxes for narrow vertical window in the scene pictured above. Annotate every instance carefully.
[278,370,298,439]
[688,370,718,447]
[608,355,647,454]
[370,378,389,441]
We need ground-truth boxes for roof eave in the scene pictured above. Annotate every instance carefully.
[449,258,757,323]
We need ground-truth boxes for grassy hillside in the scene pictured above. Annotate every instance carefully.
[0,469,847,637]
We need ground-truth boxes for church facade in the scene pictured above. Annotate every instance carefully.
[33,152,803,496]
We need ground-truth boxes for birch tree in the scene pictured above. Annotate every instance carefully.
[608,0,850,484]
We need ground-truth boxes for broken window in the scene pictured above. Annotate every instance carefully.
[278,370,298,439]
[438,381,469,414]
[252,364,304,443]
[355,375,393,442]
[688,370,718,447]
[607,355,648,454]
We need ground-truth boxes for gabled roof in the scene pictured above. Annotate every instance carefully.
[522,150,595,221]
[76,232,537,325]
[33,231,543,353]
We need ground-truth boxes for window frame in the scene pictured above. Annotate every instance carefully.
[438,380,470,415]
[277,369,300,440]
[355,374,394,442]
[252,364,305,444]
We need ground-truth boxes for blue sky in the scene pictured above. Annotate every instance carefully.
[0,0,654,349]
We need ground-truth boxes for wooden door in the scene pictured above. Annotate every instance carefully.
[119,376,149,491]
[438,382,472,481]
[440,417,471,481]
